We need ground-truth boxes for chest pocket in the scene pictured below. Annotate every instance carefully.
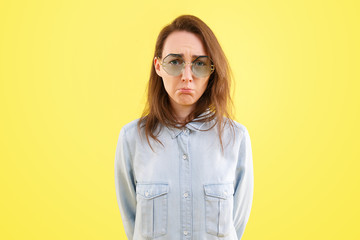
[136,183,169,239]
[204,183,234,237]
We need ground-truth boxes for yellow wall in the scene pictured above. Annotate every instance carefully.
[1,0,359,239]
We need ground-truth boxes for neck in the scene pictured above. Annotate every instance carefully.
[171,104,194,124]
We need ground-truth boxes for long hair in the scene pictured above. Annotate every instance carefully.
[137,14,236,152]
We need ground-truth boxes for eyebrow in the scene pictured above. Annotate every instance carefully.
[168,53,208,58]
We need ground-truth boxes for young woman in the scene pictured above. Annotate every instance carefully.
[115,15,254,240]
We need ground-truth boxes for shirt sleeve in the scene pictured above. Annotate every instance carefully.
[233,127,254,240]
[114,127,136,240]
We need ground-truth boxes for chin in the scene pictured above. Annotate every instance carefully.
[176,99,196,106]
[176,96,196,104]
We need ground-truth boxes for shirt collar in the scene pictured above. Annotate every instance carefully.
[166,109,215,139]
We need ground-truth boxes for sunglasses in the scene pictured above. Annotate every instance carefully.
[158,54,215,78]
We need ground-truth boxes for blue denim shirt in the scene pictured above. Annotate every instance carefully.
[114,113,254,240]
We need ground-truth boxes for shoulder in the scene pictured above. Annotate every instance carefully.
[118,118,142,142]
[221,117,250,137]
[121,118,141,133]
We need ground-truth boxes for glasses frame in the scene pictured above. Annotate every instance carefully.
[157,53,215,78]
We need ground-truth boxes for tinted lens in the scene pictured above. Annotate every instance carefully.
[162,55,184,76]
[192,56,213,78]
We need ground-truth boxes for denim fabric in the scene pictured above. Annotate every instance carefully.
[114,112,254,240]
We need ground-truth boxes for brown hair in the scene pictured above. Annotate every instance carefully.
[137,14,236,152]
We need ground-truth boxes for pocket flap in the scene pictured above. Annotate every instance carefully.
[136,183,169,199]
[204,183,234,199]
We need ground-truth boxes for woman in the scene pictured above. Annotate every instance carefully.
[115,15,254,240]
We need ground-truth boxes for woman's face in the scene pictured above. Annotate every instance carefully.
[154,31,210,114]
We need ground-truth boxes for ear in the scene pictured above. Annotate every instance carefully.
[154,57,162,77]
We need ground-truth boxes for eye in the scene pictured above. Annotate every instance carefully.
[169,59,181,65]
[194,61,206,66]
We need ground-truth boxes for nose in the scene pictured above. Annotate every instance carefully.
[181,63,193,82]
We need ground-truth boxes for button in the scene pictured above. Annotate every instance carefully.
[183,128,189,134]
[224,191,228,196]
[183,192,189,198]
[182,154,187,160]
[145,191,149,197]
[183,231,188,236]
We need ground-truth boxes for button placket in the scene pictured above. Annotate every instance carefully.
[177,127,192,239]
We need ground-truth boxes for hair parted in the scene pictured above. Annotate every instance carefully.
[137,14,236,152]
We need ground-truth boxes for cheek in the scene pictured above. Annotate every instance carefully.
[162,78,176,95]
[197,79,209,94]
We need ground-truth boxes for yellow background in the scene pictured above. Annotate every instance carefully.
[1,0,359,239]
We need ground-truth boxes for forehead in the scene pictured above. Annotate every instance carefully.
[162,31,207,58]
